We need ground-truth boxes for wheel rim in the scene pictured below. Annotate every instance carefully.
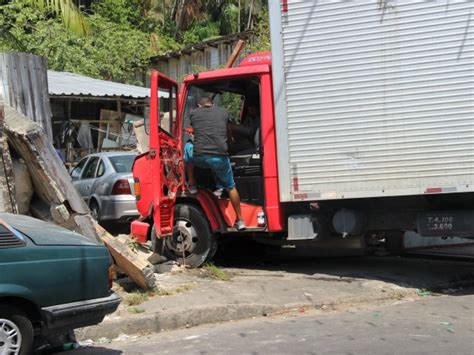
[166,219,199,258]
[91,205,99,220]
[0,318,22,355]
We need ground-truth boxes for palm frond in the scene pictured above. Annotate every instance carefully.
[26,0,89,36]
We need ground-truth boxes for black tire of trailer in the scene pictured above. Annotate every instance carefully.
[151,203,216,268]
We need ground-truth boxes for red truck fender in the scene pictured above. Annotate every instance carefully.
[182,191,226,233]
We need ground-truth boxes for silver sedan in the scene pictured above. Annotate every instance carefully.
[71,152,138,224]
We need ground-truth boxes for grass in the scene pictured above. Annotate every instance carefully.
[155,283,195,296]
[128,307,145,314]
[202,262,231,281]
[126,236,140,253]
[123,290,151,306]
[123,283,195,308]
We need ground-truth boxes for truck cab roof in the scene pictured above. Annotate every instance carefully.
[182,52,272,83]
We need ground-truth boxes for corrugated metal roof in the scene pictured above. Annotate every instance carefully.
[47,70,150,99]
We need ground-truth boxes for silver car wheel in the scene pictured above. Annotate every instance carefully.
[90,202,100,221]
[167,219,199,257]
[0,318,22,355]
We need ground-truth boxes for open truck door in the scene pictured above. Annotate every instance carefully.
[132,71,183,243]
[149,72,183,237]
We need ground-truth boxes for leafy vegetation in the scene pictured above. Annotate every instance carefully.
[0,0,270,83]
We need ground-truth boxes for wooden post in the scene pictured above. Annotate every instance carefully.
[224,39,246,69]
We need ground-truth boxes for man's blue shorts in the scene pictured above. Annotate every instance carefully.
[192,154,235,190]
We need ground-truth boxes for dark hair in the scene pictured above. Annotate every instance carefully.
[199,96,213,106]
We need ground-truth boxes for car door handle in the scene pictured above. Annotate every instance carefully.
[86,186,91,190]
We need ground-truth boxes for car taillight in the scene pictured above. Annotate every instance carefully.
[134,178,141,201]
[112,179,131,195]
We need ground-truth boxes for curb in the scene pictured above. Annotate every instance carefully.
[75,290,415,341]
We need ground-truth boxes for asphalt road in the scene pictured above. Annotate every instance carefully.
[70,292,474,355]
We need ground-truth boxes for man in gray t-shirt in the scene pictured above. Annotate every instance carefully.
[190,104,229,156]
[186,97,246,231]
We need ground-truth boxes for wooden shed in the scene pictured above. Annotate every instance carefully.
[149,31,255,81]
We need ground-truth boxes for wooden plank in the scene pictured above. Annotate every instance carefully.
[224,39,245,69]
[96,224,156,290]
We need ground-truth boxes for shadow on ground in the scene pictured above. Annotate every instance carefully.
[212,238,474,294]
[62,346,122,354]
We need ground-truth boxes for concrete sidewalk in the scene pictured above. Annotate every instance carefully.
[75,256,474,341]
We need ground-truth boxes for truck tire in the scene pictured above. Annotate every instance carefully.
[153,204,216,268]
[0,306,34,355]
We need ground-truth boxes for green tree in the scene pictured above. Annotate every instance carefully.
[25,0,89,35]
[0,0,155,84]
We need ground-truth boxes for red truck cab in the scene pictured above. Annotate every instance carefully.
[132,52,285,267]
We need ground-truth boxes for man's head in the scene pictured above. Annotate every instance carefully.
[198,96,213,107]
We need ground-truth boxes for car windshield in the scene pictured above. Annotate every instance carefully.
[109,155,135,173]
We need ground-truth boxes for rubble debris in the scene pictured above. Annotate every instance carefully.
[3,103,101,242]
[1,52,154,290]
[12,157,33,214]
[0,103,17,213]
[96,226,156,290]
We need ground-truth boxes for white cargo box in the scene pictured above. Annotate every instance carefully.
[269,0,474,202]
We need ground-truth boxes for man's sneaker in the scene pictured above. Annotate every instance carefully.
[188,185,198,194]
[213,188,224,198]
[235,219,246,231]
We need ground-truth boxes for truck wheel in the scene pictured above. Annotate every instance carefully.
[153,204,216,268]
[0,306,34,355]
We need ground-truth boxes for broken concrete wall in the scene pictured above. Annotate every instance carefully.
[3,103,101,243]
[12,158,33,214]
[0,103,17,213]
